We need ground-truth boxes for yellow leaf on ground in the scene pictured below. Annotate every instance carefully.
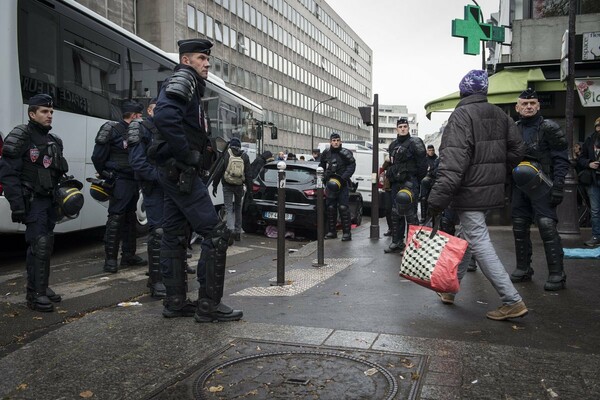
[208,385,224,393]
[79,390,94,398]
[16,383,28,391]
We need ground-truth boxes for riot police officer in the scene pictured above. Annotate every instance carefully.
[0,94,70,312]
[319,132,356,241]
[151,38,243,322]
[126,98,166,298]
[510,89,569,291]
[384,117,427,254]
[92,101,147,274]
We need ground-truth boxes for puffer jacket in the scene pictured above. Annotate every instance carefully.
[428,94,525,211]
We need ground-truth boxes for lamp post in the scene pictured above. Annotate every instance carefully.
[311,96,337,151]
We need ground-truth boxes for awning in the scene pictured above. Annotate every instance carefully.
[424,68,566,119]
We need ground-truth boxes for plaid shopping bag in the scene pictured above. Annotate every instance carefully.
[399,223,468,293]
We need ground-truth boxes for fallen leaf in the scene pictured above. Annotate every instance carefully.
[79,390,94,398]
[246,389,258,395]
[471,379,478,384]
[57,310,67,314]
[32,316,43,320]
[401,360,415,369]
[364,368,377,376]
[333,291,340,295]
[16,383,28,391]
[256,346,261,351]
[411,372,420,380]
[208,385,224,393]
[511,325,525,330]
[4,312,19,318]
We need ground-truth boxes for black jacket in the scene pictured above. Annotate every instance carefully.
[428,94,525,211]
[212,146,252,189]
[319,146,356,182]
[577,130,600,186]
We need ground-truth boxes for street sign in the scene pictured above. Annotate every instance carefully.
[452,5,505,56]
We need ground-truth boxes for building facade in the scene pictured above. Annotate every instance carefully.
[378,105,417,148]
[77,0,374,154]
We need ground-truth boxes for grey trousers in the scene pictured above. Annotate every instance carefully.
[457,210,522,305]
[223,183,244,234]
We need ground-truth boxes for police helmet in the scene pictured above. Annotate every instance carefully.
[87,177,113,203]
[55,179,84,220]
[395,186,415,216]
[512,161,553,200]
[325,174,345,198]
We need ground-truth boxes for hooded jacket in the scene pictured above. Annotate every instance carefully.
[428,94,525,211]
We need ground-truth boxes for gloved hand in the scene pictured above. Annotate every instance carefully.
[427,204,443,221]
[184,150,202,169]
[212,185,218,197]
[11,209,26,224]
[550,185,564,207]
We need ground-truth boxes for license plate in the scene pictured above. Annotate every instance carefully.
[263,211,294,221]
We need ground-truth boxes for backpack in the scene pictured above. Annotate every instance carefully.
[224,149,245,185]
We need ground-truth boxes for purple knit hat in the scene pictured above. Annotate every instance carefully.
[459,69,489,97]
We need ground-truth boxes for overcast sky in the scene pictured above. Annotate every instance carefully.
[325,0,501,137]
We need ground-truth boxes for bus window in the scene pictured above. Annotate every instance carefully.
[18,1,59,103]
[125,49,173,112]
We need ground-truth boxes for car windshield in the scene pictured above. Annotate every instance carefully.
[261,165,316,184]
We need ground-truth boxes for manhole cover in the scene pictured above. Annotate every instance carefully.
[180,340,426,400]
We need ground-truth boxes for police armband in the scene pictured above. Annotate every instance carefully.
[2,125,30,158]
[95,122,117,144]
[126,120,143,147]
[165,69,197,102]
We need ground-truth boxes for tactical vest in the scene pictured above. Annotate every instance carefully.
[390,138,418,178]
[107,123,131,172]
[520,119,553,177]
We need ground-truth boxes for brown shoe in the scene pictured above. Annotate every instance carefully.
[486,301,528,321]
[436,292,455,305]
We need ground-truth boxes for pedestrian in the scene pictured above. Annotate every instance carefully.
[211,137,253,243]
[319,132,356,241]
[428,69,528,321]
[92,100,147,274]
[249,150,273,180]
[287,153,296,161]
[125,98,166,299]
[276,151,285,161]
[152,38,242,322]
[312,148,321,162]
[0,94,77,312]
[384,117,427,253]
[577,117,600,247]
[419,145,438,222]
[510,88,569,291]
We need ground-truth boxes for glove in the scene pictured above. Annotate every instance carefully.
[184,150,202,169]
[427,204,443,221]
[11,209,26,224]
[550,185,564,207]
[212,186,218,197]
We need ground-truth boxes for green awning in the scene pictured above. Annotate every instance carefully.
[424,68,566,119]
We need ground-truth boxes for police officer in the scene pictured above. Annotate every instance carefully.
[126,98,166,298]
[511,89,569,291]
[151,38,242,322]
[92,101,147,273]
[319,132,356,241]
[0,94,69,312]
[384,117,427,254]
[420,145,438,222]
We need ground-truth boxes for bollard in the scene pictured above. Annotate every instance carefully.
[275,161,286,285]
[314,167,327,267]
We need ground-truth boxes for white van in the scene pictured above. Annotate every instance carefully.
[318,142,387,207]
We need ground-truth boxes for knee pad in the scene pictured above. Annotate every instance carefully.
[339,204,348,212]
[205,221,231,253]
[32,234,54,260]
[512,217,531,239]
[537,217,558,241]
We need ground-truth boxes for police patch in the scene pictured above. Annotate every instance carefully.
[123,139,128,149]
[43,155,53,168]
[29,148,40,163]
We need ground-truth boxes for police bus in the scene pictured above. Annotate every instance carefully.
[0,0,263,234]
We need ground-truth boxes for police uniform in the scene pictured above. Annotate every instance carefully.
[92,101,147,273]
[384,118,427,253]
[126,98,166,298]
[318,132,356,241]
[151,38,242,322]
[511,89,569,291]
[0,94,68,312]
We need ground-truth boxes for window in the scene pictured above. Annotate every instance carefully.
[222,61,229,82]
[250,6,256,26]
[206,15,213,38]
[214,21,223,43]
[230,28,237,49]
[222,25,229,47]
[243,2,250,22]
[187,5,195,29]
[197,11,205,34]
[212,57,222,77]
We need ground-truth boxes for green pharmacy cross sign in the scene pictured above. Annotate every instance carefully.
[452,5,505,55]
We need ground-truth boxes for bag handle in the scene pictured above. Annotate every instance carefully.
[420,215,441,239]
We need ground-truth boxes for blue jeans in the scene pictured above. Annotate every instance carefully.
[223,183,244,233]
[457,210,522,305]
[587,184,600,237]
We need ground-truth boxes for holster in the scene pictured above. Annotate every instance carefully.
[178,167,196,194]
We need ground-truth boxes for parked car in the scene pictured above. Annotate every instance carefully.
[242,160,363,238]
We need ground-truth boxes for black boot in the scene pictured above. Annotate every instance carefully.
[103,214,124,273]
[26,235,54,312]
[147,229,166,299]
[195,222,243,323]
[339,205,352,241]
[325,206,338,239]
[162,246,196,318]
[121,212,147,267]
[510,217,534,282]
[539,218,566,291]
[384,214,404,253]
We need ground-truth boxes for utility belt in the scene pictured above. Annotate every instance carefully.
[160,158,207,195]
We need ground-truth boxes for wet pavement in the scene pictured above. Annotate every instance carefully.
[0,222,599,399]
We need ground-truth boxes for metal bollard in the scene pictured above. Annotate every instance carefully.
[275,161,286,285]
[314,167,327,267]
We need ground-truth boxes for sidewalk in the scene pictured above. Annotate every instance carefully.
[1,224,599,399]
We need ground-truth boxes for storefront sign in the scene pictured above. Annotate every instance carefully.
[582,32,600,61]
[576,79,600,107]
